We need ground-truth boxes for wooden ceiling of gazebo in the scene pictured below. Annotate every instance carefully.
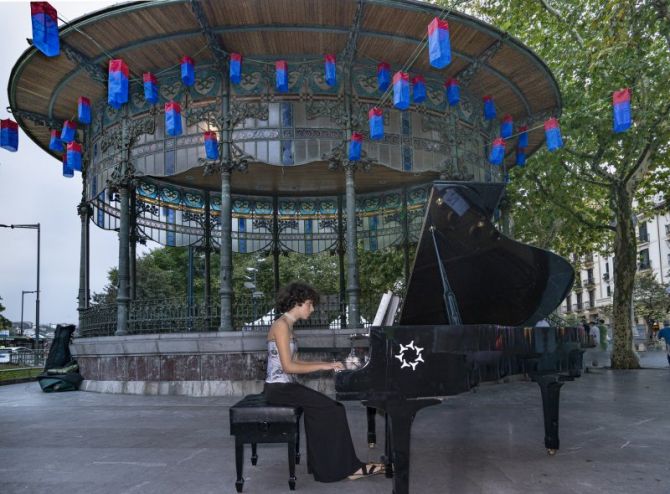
[9,0,561,163]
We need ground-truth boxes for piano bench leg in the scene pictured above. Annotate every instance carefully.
[295,416,301,464]
[366,406,377,447]
[251,443,258,466]
[536,374,564,453]
[235,437,245,492]
[287,436,297,491]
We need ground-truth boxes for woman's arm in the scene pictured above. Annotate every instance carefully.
[273,320,343,374]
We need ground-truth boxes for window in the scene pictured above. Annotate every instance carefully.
[588,290,595,308]
[606,285,611,297]
[576,292,583,310]
[587,268,594,284]
[639,249,650,270]
[566,295,572,312]
[639,223,649,242]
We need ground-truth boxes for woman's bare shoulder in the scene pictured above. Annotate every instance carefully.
[268,317,290,341]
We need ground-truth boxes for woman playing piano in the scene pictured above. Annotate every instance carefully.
[264,281,384,482]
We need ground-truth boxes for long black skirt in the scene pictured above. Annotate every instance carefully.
[264,382,364,482]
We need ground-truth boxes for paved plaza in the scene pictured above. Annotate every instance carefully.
[1,354,668,494]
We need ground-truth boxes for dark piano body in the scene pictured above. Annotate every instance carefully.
[335,182,586,494]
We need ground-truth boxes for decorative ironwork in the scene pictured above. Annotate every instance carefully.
[323,141,374,172]
[252,218,272,231]
[229,100,269,126]
[189,0,228,71]
[279,219,299,232]
[306,99,348,127]
[183,211,206,225]
[61,41,107,84]
[342,0,365,64]
[520,108,560,127]
[185,101,224,129]
[455,38,505,87]
[9,108,62,129]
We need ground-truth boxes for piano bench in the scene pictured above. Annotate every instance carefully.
[229,393,303,492]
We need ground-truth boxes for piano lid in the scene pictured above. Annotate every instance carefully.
[399,182,574,327]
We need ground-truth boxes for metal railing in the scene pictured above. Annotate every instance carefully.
[8,349,46,368]
[79,293,382,337]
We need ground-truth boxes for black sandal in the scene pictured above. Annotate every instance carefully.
[348,463,385,480]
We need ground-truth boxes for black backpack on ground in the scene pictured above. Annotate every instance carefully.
[37,324,83,392]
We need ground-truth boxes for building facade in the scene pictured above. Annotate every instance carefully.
[561,209,670,327]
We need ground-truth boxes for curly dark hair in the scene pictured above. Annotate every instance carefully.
[275,282,320,314]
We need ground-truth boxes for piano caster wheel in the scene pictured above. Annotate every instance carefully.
[368,442,376,448]
[288,476,296,490]
[547,448,557,456]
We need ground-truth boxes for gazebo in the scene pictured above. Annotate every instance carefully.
[8,0,561,394]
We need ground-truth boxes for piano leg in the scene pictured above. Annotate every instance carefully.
[365,399,440,494]
[384,411,393,478]
[535,374,564,455]
[367,406,377,447]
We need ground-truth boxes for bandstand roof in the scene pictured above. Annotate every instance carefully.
[8,0,562,194]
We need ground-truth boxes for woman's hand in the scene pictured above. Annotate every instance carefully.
[324,361,345,372]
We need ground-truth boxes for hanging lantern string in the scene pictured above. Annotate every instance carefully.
[55,12,210,83]
[376,0,471,109]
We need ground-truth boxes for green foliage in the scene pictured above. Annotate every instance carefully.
[0,296,11,329]
[633,270,670,335]
[92,243,410,316]
[444,0,670,368]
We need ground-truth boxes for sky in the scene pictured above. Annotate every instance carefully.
[0,0,152,325]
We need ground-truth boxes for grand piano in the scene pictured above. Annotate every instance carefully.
[335,181,585,494]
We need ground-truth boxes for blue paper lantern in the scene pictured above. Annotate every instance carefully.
[613,88,632,133]
[49,129,63,152]
[62,154,73,178]
[518,125,529,148]
[108,59,129,109]
[67,142,82,172]
[348,132,363,161]
[500,115,513,139]
[488,137,505,165]
[544,118,564,152]
[368,107,384,141]
[204,131,219,160]
[230,53,242,85]
[445,78,460,106]
[324,54,337,87]
[483,96,496,120]
[515,147,526,167]
[276,60,289,92]
[143,72,159,104]
[427,17,451,69]
[377,62,391,92]
[30,2,59,57]
[77,96,91,125]
[181,56,195,87]
[0,119,18,152]
[393,71,410,110]
[60,120,76,143]
[412,75,426,104]
[165,101,182,137]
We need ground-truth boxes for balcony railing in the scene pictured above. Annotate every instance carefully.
[586,277,595,286]
[602,272,610,281]
[576,303,583,311]
[665,224,670,236]
[638,233,650,243]
[638,262,651,271]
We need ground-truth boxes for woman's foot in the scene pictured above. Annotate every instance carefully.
[348,462,385,480]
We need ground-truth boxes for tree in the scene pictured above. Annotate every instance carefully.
[0,296,11,329]
[633,271,670,340]
[453,0,670,368]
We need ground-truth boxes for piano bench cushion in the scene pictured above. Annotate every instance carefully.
[230,393,302,436]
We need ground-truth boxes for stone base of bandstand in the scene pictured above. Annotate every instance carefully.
[71,329,358,397]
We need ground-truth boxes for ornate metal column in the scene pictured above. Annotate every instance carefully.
[129,187,137,300]
[337,194,347,328]
[344,163,361,327]
[77,200,92,328]
[401,187,410,284]
[272,195,280,294]
[190,97,251,332]
[105,108,155,336]
[203,192,212,330]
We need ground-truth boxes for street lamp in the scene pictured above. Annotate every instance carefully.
[20,290,37,336]
[0,224,41,348]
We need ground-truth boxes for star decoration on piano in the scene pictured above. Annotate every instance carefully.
[395,340,425,371]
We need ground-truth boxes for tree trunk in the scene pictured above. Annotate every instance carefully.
[610,184,640,369]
